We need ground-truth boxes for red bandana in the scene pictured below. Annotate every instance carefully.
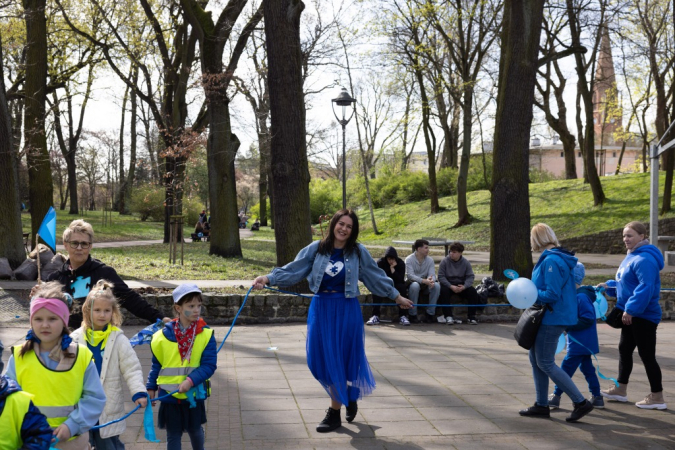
[173,318,207,363]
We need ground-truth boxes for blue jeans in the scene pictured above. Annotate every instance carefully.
[167,426,204,450]
[529,325,584,406]
[553,354,601,398]
[408,281,440,316]
[89,430,125,450]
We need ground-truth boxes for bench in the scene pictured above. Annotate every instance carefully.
[392,238,476,256]
[191,233,210,242]
[657,236,675,256]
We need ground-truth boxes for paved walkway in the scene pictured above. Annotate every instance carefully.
[1,322,674,449]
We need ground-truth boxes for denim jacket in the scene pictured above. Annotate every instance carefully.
[266,241,399,299]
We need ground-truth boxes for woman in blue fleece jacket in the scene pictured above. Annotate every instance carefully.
[519,223,593,423]
[600,221,666,410]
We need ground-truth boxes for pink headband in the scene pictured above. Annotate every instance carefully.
[30,298,70,328]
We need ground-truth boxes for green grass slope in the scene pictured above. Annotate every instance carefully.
[357,172,669,249]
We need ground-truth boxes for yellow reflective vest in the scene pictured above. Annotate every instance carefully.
[151,328,213,400]
[12,344,92,429]
[0,388,34,450]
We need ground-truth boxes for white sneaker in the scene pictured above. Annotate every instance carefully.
[400,316,411,326]
[468,319,478,325]
[453,319,463,324]
[437,315,447,324]
[366,315,380,326]
[446,316,455,325]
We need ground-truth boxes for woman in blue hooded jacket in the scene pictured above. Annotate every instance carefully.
[519,223,594,423]
[600,221,666,410]
[252,209,413,433]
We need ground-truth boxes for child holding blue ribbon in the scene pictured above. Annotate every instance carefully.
[71,280,148,449]
[548,263,604,410]
[4,281,106,449]
[146,284,217,450]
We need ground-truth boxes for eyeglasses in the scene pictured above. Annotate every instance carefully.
[67,241,91,249]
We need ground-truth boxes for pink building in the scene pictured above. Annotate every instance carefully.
[529,142,644,178]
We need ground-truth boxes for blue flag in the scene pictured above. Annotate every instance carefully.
[37,207,57,252]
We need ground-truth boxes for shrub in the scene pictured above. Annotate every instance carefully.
[130,184,165,221]
[309,178,342,223]
[181,196,203,226]
[529,167,559,184]
[250,198,271,222]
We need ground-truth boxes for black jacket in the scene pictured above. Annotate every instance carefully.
[377,247,406,293]
[47,255,163,327]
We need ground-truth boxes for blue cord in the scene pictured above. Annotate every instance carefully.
[216,286,253,353]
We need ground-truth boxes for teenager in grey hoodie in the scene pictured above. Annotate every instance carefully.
[438,242,482,324]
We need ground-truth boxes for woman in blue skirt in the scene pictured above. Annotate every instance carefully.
[253,209,413,432]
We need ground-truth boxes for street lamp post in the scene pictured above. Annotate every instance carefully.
[331,87,356,209]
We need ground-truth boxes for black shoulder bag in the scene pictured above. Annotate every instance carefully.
[514,303,552,350]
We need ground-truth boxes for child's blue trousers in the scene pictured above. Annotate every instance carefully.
[553,353,601,398]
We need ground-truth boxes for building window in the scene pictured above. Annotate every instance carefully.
[578,152,582,158]
[561,152,564,158]
[613,152,617,157]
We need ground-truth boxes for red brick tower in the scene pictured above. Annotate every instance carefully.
[593,25,622,146]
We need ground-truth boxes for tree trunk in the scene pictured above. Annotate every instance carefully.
[490,0,544,280]
[118,81,129,213]
[455,90,473,226]
[23,0,53,247]
[264,0,312,271]
[206,97,242,257]
[413,67,439,214]
[257,105,270,226]
[0,33,26,268]
[122,67,138,215]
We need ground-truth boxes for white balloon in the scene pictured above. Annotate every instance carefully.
[506,277,538,309]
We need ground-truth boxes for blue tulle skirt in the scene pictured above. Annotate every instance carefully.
[306,292,376,405]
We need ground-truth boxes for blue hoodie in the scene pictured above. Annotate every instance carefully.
[146,321,218,404]
[566,286,599,356]
[615,244,663,324]
[532,247,578,326]
[0,376,53,450]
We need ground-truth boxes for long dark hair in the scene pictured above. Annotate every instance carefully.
[318,209,360,256]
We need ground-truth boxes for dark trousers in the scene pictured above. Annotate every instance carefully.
[440,285,481,320]
[618,317,662,392]
[372,295,408,317]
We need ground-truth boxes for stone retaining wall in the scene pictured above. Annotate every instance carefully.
[560,217,675,254]
[120,291,675,325]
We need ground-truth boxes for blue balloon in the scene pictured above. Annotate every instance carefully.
[556,333,567,354]
[594,290,608,319]
[506,277,538,309]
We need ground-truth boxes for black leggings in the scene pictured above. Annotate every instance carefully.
[617,317,663,392]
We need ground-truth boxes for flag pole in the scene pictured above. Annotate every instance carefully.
[36,233,42,285]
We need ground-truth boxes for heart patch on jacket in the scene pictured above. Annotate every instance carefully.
[325,261,344,277]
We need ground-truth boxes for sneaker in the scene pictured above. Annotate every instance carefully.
[445,316,455,325]
[548,393,561,409]
[366,315,380,326]
[437,315,447,324]
[636,392,667,410]
[601,383,628,402]
[400,316,411,326]
[424,313,435,323]
[316,407,341,432]
[468,319,478,325]
[453,318,463,324]
[519,403,550,418]
[590,395,605,409]
[408,315,420,324]
[345,401,358,422]
[566,399,593,422]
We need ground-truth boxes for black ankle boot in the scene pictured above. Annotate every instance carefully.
[316,407,341,432]
[346,401,358,422]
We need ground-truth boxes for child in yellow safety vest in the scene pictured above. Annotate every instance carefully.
[0,339,53,450]
[147,284,217,450]
[71,280,149,450]
[4,281,106,450]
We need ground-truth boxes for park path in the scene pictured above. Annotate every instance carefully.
[1,322,674,449]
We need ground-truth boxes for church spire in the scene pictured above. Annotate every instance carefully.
[593,24,622,146]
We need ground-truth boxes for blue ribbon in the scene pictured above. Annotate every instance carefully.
[143,401,160,443]
[566,334,619,387]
